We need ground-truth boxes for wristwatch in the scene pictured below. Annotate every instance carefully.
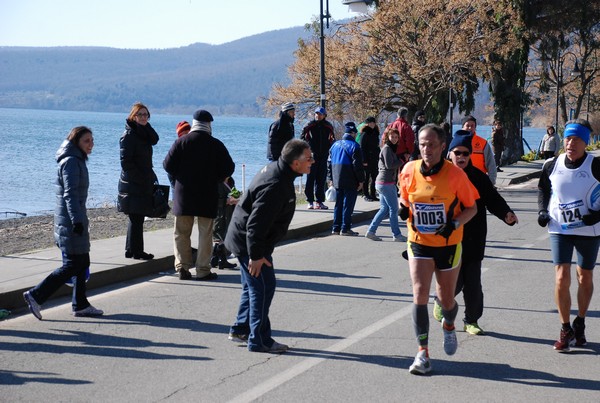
[452,219,460,229]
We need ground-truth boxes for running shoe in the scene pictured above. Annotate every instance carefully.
[464,322,485,335]
[316,202,329,210]
[23,291,42,320]
[432,298,443,323]
[307,203,315,210]
[393,234,407,242]
[573,320,587,346]
[365,232,381,241]
[553,328,575,352]
[409,349,431,375]
[442,318,458,355]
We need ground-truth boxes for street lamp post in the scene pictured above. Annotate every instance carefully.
[320,1,374,109]
[556,57,562,129]
[319,0,330,109]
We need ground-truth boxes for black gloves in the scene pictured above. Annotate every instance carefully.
[435,223,454,239]
[399,204,409,221]
[73,223,84,236]
[537,210,551,227]
[582,209,600,226]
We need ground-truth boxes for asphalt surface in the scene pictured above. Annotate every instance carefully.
[2,156,599,401]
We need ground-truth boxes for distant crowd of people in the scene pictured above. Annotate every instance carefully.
[20,100,597,373]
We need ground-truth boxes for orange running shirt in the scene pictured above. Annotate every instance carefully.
[399,160,479,247]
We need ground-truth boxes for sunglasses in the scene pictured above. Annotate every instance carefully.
[452,150,471,157]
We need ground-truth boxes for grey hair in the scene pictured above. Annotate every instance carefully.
[419,123,446,143]
[282,139,310,164]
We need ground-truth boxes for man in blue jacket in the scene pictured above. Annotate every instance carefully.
[328,122,365,236]
[226,139,313,353]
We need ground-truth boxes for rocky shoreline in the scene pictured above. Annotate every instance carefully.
[0,207,174,256]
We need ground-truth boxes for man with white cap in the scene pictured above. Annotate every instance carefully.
[164,109,235,281]
[538,118,599,352]
[267,102,295,161]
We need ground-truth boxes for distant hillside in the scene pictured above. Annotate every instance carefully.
[0,26,311,116]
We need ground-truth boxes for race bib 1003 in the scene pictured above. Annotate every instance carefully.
[413,202,446,234]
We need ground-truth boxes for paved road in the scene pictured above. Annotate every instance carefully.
[2,184,598,401]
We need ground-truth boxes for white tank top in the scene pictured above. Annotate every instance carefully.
[548,154,600,236]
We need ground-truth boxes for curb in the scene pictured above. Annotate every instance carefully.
[2,209,379,312]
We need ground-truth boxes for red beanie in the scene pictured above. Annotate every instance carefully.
[176,121,191,137]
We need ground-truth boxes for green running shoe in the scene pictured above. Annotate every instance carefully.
[464,322,485,335]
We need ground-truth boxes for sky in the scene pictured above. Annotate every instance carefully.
[0,0,368,49]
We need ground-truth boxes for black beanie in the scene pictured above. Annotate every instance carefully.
[448,130,473,152]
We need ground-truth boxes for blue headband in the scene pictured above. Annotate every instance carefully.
[564,123,591,145]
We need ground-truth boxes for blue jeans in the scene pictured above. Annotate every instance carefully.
[332,188,358,232]
[305,157,327,203]
[230,255,277,351]
[29,252,91,311]
[367,183,401,237]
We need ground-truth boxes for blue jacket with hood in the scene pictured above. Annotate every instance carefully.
[54,139,90,255]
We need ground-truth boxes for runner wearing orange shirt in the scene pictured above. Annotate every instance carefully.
[398,124,479,375]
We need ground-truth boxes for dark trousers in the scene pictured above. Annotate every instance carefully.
[332,188,358,232]
[363,165,378,199]
[126,213,145,254]
[494,147,503,167]
[30,252,91,311]
[230,255,276,351]
[304,157,327,203]
[454,258,483,324]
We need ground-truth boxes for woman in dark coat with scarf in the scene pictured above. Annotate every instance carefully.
[359,116,381,201]
[118,102,159,260]
[23,126,103,319]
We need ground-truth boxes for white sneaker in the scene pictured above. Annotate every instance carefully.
[307,203,315,210]
[365,232,382,241]
[393,234,407,242]
[73,305,104,317]
[442,318,458,355]
[409,349,431,375]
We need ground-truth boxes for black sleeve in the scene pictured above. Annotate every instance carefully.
[592,157,600,181]
[477,170,512,221]
[537,158,556,211]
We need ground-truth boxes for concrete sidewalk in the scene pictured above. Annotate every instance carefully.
[0,157,545,312]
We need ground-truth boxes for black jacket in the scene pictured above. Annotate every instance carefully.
[117,120,159,215]
[225,159,299,260]
[463,162,513,261]
[301,119,335,158]
[267,111,294,161]
[163,129,235,218]
[359,126,380,167]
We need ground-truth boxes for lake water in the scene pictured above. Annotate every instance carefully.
[0,108,546,218]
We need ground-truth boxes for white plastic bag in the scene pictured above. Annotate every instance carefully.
[325,186,337,202]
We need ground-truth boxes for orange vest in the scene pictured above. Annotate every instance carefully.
[399,160,479,247]
[470,133,488,174]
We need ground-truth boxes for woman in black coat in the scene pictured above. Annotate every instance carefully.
[434,132,518,336]
[117,102,159,260]
[359,117,380,201]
